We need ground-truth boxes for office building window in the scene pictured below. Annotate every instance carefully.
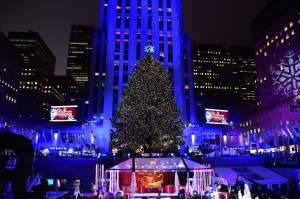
[114,64,119,72]
[159,18,163,30]
[114,75,119,86]
[168,45,173,62]
[168,52,173,62]
[137,44,141,60]
[137,33,141,41]
[124,33,129,41]
[125,16,130,28]
[117,0,122,6]
[167,0,171,8]
[167,20,172,31]
[124,50,128,60]
[148,17,152,29]
[125,7,130,14]
[114,54,120,60]
[159,0,163,8]
[123,63,128,72]
[137,17,141,28]
[117,17,121,28]
[123,75,128,84]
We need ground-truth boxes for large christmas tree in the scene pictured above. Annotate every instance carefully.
[111,48,184,154]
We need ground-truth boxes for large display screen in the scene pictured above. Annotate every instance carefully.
[205,108,229,125]
[50,105,78,122]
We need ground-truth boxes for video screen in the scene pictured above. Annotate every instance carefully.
[205,108,229,125]
[50,105,78,122]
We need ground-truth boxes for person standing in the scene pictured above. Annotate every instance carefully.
[235,176,251,199]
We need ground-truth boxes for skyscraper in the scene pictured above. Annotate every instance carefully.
[0,32,23,128]
[8,31,55,75]
[66,25,95,88]
[8,31,64,124]
[88,0,195,152]
[240,0,300,149]
[192,44,257,123]
[50,76,81,104]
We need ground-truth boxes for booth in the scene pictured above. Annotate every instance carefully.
[105,157,213,198]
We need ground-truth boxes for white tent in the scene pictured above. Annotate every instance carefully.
[108,157,209,172]
[214,166,288,190]
[106,157,213,196]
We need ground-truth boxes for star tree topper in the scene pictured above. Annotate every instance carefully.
[144,44,154,54]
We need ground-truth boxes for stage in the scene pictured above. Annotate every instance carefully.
[102,157,214,196]
[132,193,177,199]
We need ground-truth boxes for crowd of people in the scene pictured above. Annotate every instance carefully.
[0,177,294,199]
[174,175,291,199]
[66,176,286,199]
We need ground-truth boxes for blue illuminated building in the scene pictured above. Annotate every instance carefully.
[88,0,196,153]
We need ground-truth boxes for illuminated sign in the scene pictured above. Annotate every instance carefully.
[50,105,78,122]
[205,108,229,125]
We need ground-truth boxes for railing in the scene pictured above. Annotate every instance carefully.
[26,173,43,192]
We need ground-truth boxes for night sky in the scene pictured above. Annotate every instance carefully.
[0,0,268,75]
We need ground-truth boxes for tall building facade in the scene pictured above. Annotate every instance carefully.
[50,75,89,120]
[192,44,257,123]
[0,32,23,128]
[240,0,300,149]
[51,76,81,105]
[88,0,196,152]
[8,31,64,124]
[66,25,95,88]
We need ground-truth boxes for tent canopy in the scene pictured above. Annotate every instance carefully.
[214,167,288,187]
[107,157,210,172]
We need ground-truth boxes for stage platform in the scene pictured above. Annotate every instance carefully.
[133,193,178,199]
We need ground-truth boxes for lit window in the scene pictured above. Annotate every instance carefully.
[291,30,295,35]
